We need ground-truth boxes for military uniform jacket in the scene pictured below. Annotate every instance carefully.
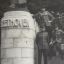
[36,31,49,49]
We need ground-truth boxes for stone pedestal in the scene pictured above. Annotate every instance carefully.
[1,11,39,64]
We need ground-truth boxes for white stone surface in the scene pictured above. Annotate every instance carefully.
[1,11,37,30]
[1,29,6,38]
[13,58,34,64]
[1,11,38,64]
[3,11,33,18]
[1,38,13,48]
[14,38,34,48]
[1,59,13,64]
[21,58,34,64]
[1,49,6,58]
[13,58,22,64]
[21,48,34,58]
[1,48,22,58]
[6,29,21,38]
[22,29,36,39]
[6,48,21,58]
[5,29,36,39]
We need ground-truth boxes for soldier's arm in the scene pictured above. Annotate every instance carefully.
[48,12,55,21]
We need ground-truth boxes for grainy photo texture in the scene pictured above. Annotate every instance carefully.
[1,0,64,64]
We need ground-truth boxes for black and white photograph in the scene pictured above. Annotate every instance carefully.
[1,0,64,64]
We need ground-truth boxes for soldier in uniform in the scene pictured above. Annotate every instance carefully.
[50,25,64,58]
[35,8,55,44]
[36,23,49,64]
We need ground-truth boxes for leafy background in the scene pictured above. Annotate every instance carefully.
[0,0,64,17]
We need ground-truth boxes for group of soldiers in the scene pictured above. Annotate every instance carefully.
[8,3,64,64]
[34,8,64,64]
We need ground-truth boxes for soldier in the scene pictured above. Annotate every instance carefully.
[50,25,64,59]
[36,23,49,64]
[40,8,55,43]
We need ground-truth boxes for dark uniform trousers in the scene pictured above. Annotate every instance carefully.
[36,31,49,64]
[38,49,48,64]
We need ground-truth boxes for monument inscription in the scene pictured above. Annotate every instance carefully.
[1,18,29,29]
